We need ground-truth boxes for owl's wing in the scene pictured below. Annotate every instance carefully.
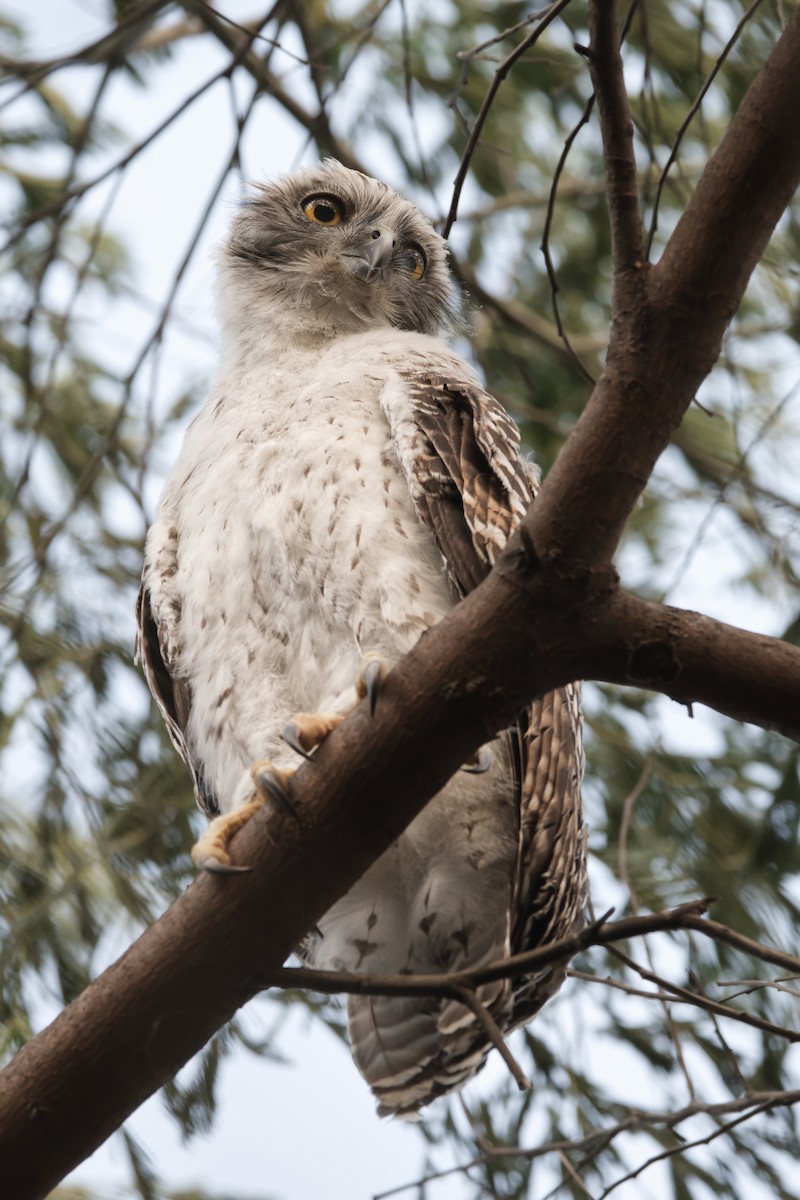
[136,531,219,818]
[391,368,534,592]
[384,365,586,1005]
[508,679,586,1025]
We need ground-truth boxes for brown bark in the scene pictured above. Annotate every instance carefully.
[3,4,800,1197]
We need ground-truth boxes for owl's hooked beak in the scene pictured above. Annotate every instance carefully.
[341,227,396,283]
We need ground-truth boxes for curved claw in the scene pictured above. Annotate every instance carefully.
[282,720,315,760]
[359,654,386,716]
[363,660,382,715]
[191,793,266,875]
[461,746,493,775]
[196,856,253,876]
[251,761,301,823]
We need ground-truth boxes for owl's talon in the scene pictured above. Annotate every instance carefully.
[461,747,493,774]
[197,854,253,876]
[190,795,266,874]
[282,720,315,760]
[251,760,301,822]
[357,652,388,716]
[282,712,345,758]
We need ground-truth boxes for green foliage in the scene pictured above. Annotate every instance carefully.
[2,1,800,1198]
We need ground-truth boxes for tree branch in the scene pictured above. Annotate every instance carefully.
[528,5,800,567]
[571,966,800,1038]
[261,901,709,995]
[579,589,800,741]
[587,0,644,300]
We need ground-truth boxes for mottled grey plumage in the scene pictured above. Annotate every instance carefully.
[137,160,587,1116]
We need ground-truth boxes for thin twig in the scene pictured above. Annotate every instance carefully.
[661,377,800,600]
[540,93,598,385]
[453,256,604,369]
[698,984,753,1096]
[0,0,172,104]
[184,0,360,166]
[558,1149,597,1198]
[442,0,575,239]
[597,1093,786,1199]
[457,7,556,63]
[685,914,800,975]
[616,748,656,901]
[716,976,800,1002]
[447,985,531,1091]
[646,0,768,258]
[1,36,261,253]
[614,744,696,1098]
[569,968,799,1043]
[607,943,800,1043]
[263,900,712,996]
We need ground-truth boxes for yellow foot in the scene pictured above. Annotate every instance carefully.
[191,762,295,874]
[283,711,345,758]
[282,654,390,763]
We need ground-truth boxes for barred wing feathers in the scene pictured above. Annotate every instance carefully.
[136,522,219,818]
[385,367,587,1022]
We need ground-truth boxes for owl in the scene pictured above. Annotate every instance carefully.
[137,160,587,1116]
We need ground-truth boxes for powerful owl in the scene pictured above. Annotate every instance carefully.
[137,160,587,1116]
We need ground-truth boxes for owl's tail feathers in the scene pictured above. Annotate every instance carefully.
[347,980,511,1119]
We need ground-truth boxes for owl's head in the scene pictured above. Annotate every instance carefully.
[220,160,456,338]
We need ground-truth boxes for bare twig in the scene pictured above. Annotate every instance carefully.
[262,901,709,995]
[0,25,266,253]
[571,968,798,1044]
[606,943,800,1044]
[616,748,656,901]
[183,0,360,166]
[447,986,531,1091]
[597,1092,786,1199]
[558,1149,596,1198]
[453,256,604,370]
[442,0,576,239]
[646,0,769,257]
[661,377,800,599]
[614,745,696,1098]
[0,0,172,102]
[539,93,598,385]
[716,976,800,1001]
[528,8,800,568]
[684,914,800,974]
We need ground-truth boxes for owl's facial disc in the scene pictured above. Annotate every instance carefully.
[299,191,427,288]
[225,164,455,334]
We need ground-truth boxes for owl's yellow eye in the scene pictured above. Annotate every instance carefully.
[403,244,426,281]
[302,194,344,226]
